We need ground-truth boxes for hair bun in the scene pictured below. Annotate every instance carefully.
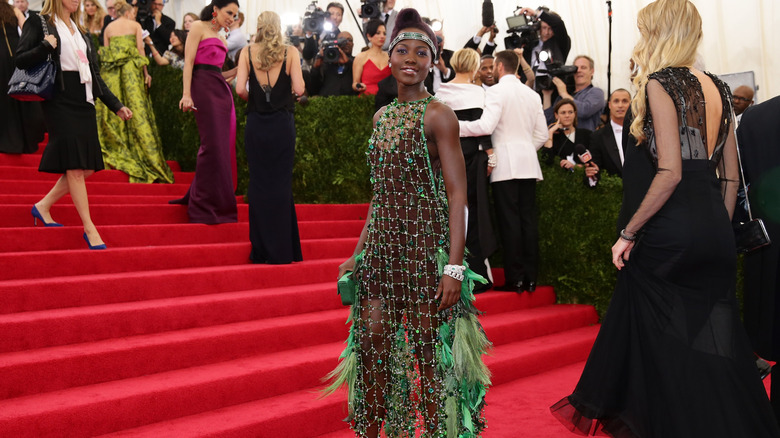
[390,8,435,43]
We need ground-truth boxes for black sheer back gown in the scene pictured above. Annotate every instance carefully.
[551,67,780,437]
[244,47,302,264]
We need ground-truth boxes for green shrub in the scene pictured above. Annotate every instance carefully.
[147,66,745,317]
[534,163,623,316]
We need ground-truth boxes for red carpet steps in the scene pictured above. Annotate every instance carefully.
[0,148,600,437]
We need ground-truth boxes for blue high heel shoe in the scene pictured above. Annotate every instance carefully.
[31,205,64,227]
[83,233,107,250]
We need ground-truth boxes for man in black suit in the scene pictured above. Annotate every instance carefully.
[738,95,780,420]
[13,0,36,18]
[590,88,631,179]
[139,0,175,55]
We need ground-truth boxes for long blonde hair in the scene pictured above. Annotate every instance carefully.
[41,0,86,32]
[629,0,702,142]
[253,11,286,71]
[83,0,105,32]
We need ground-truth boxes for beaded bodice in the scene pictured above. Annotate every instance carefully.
[362,96,449,289]
[644,67,733,167]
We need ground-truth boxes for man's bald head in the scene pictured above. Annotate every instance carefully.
[733,85,755,115]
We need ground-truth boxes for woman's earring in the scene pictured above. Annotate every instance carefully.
[388,62,392,67]
[211,10,218,31]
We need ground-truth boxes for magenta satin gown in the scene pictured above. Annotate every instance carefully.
[175,38,237,224]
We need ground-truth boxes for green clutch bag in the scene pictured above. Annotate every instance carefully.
[337,271,356,306]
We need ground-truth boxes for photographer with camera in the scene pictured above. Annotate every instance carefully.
[542,55,604,131]
[309,31,358,96]
[301,2,343,63]
[465,25,498,56]
[138,0,175,56]
[515,6,570,76]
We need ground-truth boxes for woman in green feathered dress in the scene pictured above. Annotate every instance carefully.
[325,8,491,438]
[96,0,172,184]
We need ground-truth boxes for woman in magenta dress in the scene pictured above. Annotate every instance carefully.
[351,19,389,95]
[173,0,239,224]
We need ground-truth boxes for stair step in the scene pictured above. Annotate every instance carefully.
[0,342,345,437]
[0,165,194,184]
[0,238,356,281]
[0,325,598,437]
[0,282,343,353]
[0,154,181,172]
[0,204,369,227]
[0,179,191,196]
[0,193,244,205]
[0,259,343,314]
[0,221,365,253]
[0,309,351,399]
[98,387,348,438]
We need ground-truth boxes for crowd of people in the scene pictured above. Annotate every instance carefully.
[2,0,778,436]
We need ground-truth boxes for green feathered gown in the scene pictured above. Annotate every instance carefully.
[325,97,491,437]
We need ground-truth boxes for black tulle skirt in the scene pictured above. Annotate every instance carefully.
[551,162,780,437]
[38,72,104,173]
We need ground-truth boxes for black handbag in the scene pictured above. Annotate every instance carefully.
[7,15,57,102]
[732,107,771,253]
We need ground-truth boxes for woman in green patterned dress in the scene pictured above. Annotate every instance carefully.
[96,0,173,183]
[326,8,491,438]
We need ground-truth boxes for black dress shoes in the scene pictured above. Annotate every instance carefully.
[495,282,522,292]
[526,281,536,293]
[757,356,772,380]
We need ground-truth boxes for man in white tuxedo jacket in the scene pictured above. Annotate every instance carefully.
[459,50,548,293]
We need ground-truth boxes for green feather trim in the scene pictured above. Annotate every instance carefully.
[452,315,492,386]
[445,394,458,436]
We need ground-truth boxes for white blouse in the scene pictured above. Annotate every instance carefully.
[434,82,486,112]
[54,16,94,104]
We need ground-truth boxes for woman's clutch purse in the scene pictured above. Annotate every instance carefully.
[734,219,771,254]
[337,271,356,306]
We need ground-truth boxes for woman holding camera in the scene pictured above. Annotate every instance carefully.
[16,0,132,249]
[351,18,388,95]
[235,11,304,264]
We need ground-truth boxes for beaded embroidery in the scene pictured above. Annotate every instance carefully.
[325,97,491,437]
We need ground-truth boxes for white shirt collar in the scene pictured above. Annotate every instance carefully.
[610,119,623,133]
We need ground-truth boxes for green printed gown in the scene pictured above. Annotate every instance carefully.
[326,96,491,437]
[96,34,173,183]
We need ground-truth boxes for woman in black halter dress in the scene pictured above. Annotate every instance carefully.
[550,0,780,436]
[235,11,305,264]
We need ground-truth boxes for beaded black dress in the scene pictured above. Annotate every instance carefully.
[325,96,491,437]
[550,68,780,437]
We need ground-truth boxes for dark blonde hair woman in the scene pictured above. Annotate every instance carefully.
[82,0,105,36]
[16,0,132,249]
[235,10,304,264]
[551,0,780,436]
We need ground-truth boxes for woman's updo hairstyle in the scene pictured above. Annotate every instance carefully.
[199,0,239,22]
[114,0,133,17]
[388,8,437,60]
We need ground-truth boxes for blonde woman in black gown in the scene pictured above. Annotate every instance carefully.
[551,0,780,436]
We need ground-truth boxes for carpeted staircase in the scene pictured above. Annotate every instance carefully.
[0,143,600,437]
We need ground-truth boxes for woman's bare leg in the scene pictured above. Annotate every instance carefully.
[34,175,70,223]
[66,169,103,245]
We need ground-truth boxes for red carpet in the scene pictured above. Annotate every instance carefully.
[0,145,602,437]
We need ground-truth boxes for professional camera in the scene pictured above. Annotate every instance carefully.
[302,1,330,35]
[320,37,341,63]
[535,54,577,90]
[132,0,151,23]
[360,0,383,19]
[504,8,539,50]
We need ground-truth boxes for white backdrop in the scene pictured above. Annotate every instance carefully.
[24,0,778,100]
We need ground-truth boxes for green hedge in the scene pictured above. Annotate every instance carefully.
[148,65,745,318]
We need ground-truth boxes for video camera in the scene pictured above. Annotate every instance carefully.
[302,1,331,35]
[535,51,577,90]
[504,8,539,50]
[359,0,384,19]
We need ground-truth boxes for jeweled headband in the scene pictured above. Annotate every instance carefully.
[388,31,438,60]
